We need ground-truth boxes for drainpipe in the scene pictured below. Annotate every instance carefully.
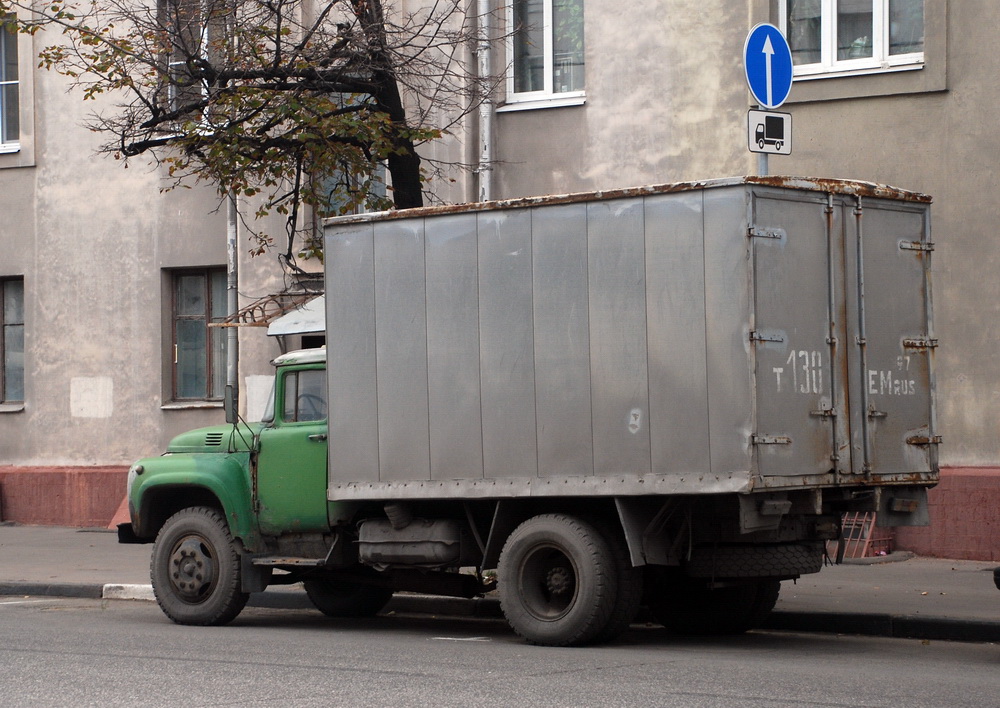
[226,193,239,416]
[476,0,493,202]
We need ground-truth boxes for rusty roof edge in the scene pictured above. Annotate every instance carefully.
[743,175,933,203]
[324,175,931,227]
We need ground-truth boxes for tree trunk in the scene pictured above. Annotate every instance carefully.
[354,0,424,210]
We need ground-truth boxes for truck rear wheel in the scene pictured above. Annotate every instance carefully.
[150,507,249,626]
[498,514,617,646]
[590,520,643,643]
[647,572,780,635]
[304,572,394,618]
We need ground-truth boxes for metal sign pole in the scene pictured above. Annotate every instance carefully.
[744,24,792,178]
[757,104,769,176]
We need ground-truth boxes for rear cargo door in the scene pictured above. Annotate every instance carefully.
[750,191,849,479]
[844,200,936,478]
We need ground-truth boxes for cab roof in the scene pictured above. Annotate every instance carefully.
[272,347,326,367]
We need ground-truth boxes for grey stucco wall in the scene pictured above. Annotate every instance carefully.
[495,0,754,197]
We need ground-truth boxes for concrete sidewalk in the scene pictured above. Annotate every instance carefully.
[1,523,997,642]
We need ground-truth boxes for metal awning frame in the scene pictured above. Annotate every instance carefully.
[209,291,323,328]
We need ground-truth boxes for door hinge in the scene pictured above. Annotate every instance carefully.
[753,434,792,445]
[750,331,785,343]
[748,226,786,240]
[900,240,935,252]
[903,337,938,349]
[906,435,943,446]
[810,407,837,418]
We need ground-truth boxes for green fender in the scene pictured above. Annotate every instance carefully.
[128,451,261,551]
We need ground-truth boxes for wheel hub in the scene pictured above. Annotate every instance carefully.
[545,566,573,596]
[168,535,216,603]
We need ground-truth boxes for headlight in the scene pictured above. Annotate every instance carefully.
[126,463,144,498]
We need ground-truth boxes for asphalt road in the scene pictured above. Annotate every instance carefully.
[2,597,999,708]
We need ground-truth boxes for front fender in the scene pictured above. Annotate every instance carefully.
[128,452,260,550]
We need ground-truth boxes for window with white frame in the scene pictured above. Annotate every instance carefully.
[171,268,227,400]
[506,0,585,107]
[781,0,924,78]
[1,20,19,149]
[161,0,212,114]
[1,277,24,404]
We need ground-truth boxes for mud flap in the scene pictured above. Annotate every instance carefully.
[875,486,930,527]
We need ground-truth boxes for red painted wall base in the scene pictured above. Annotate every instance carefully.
[894,467,1000,562]
[0,465,997,562]
[0,466,127,528]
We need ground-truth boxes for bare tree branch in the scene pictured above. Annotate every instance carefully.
[0,0,505,268]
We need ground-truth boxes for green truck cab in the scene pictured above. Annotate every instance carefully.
[119,349,388,625]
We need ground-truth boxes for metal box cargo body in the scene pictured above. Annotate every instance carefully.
[323,176,938,504]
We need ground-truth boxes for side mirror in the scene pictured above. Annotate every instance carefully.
[224,384,238,424]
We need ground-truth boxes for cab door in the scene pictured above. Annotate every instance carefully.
[255,366,329,535]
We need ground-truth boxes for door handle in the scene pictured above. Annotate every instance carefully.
[308,433,328,442]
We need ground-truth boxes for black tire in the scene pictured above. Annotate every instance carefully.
[647,572,780,635]
[591,521,643,643]
[498,514,618,647]
[150,507,249,626]
[684,543,822,578]
[304,572,394,618]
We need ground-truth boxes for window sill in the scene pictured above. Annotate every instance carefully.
[0,402,25,413]
[161,401,224,411]
[0,142,20,154]
[783,59,943,104]
[498,93,586,113]
[794,61,924,82]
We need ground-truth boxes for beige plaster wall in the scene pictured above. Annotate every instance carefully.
[0,26,289,466]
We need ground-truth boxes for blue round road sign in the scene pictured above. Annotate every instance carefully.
[743,23,793,109]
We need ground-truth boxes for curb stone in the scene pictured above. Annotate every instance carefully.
[2,580,998,644]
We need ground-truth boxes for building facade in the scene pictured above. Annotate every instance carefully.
[1,0,996,558]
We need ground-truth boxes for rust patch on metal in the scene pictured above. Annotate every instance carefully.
[325,176,932,227]
[743,175,932,203]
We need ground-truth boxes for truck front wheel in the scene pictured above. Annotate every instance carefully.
[150,507,249,626]
[498,514,618,646]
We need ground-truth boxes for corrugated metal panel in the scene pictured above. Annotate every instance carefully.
[323,180,936,502]
[373,219,430,482]
[644,191,712,476]
[702,187,755,479]
[586,198,652,476]
[325,223,379,484]
[532,203,594,478]
[477,209,538,479]
[426,213,484,481]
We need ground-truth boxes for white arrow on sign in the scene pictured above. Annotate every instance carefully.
[762,34,774,108]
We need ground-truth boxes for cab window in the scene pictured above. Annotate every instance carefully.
[282,369,327,422]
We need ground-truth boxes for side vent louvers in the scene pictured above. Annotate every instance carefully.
[205,432,225,447]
